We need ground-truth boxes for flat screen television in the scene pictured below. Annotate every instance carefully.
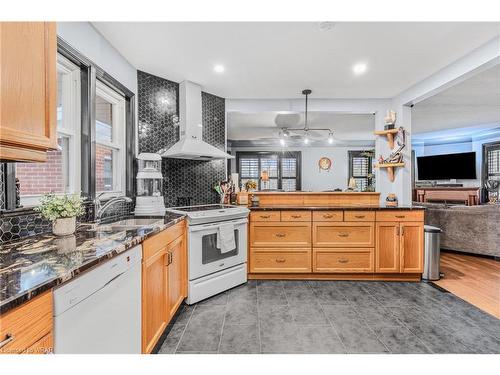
[417,152,476,180]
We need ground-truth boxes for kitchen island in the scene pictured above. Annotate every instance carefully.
[248,192,425,281]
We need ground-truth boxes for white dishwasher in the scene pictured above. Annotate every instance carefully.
[53,245,142,354]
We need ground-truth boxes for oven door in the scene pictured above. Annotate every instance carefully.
[188,218,248,280]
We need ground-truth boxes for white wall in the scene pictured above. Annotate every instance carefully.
[229,146,371,191]
[57,22,137,94]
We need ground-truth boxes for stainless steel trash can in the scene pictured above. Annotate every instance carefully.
[423,225,442,280]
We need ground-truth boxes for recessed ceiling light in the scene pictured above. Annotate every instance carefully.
[213,64,225,73]
[353,62,367,75]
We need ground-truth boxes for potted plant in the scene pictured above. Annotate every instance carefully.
[35,193,85,236]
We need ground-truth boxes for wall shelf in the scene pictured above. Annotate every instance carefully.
[375,162,405,182]
[374,129,399,149]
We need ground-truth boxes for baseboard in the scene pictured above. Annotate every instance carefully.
[248,273,421,282]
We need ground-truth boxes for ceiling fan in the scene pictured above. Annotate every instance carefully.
[277,89,334,145]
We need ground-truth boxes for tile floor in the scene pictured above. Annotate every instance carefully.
[157,280,500,354]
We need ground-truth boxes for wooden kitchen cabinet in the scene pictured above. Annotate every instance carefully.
[375,221,424,273]
[0,291,53,354]
[141,247,169,354]
[250,222,311,248]
[375,222,400,273]
[313,222,375,248]
[0,22,58,162]
[400,222,424,273]
[166,235,187,321]
[141,220,187,353]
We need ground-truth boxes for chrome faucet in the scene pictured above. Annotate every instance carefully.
[94,193,133,224]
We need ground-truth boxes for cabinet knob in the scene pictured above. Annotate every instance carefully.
[275,233,286,238]
[338,233,349,238]
[323,214,333,219]
[338,259,349,264]
[396,215,405,219]
[260,215,271,219]
[354,215,365,219]
[291,215,301,219]
[275,258,286,263]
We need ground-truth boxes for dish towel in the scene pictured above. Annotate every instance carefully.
[217,223,236,253]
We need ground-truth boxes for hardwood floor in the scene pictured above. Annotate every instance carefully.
[434,252,500,318]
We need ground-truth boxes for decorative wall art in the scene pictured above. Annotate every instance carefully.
[318,157,332,172]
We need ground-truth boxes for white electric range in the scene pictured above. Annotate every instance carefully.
[166,204,250,304]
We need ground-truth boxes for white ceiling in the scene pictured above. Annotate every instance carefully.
[92,22,500,99]
[412,64,500,134]
[227,112,374,145]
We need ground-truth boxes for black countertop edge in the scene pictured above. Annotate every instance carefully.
[0,214,185,315]
[248,206,425,211]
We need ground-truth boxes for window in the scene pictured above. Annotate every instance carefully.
[484,142,500,181]
[348,150,375,192]
[15,55,81,206]
[237,152,301,191]
[95,81,126,197]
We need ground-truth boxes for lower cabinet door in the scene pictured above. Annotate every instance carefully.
[167,236,186,321]
[375,222,400,273]
[250,248,311,273]
[400,222,424,273]
[142,249,168,354]
[313,248,374,273]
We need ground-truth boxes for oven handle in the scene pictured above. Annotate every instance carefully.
[188,218,248,232]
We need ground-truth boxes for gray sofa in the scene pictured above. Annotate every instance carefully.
[420,203,500,257]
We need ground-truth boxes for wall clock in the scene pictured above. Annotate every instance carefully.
[318,157,332,172]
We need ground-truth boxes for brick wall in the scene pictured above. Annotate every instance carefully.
[16,150,64,195]
[96,143,113,192]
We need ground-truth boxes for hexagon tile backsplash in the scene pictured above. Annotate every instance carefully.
[138,71,226,207]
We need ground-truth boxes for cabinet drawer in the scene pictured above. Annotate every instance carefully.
[281,211,311,222]
[0,291,52,354]
[313,249,374,273]
[313,222,374,247]
[250,211,281,222]
[250,222,311,247]
[344,211,375,222]
[143,220,185,260]
[250,249,311,273]
[312,211,343,222]
[376,211,424,222]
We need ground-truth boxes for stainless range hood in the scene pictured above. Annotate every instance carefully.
[160,80,233,160]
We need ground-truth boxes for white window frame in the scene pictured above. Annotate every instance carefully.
[19,55,81,207]
[95,80,126,200]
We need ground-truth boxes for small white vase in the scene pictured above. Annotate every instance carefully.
[52,217,76,236]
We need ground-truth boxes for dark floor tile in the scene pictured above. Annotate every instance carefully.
[375,327,432,354]
[197,291,228,306]
[313,288,350,305]
[335,321,389,354]
[172,304,195,325]
[322,304,361,328]
[158,324,186,354]
[189,304,226,324]
[288,303,330,325]
[257,287,288,305]
[345,292,381,307]
[228,283,257,304]
[225,301,258,325]
[282,280,311,290]
[259,304,293,324]
[219,324,260,354]
[356,305,404,328]
[284,288,318,303]
[405,321,474,354]
[176,320,224,353]
[450,325,500,354]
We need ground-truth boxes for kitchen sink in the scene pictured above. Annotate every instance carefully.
[83,217,164,232]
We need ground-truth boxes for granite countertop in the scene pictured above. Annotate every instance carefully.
[0,213,185,315]
[249,205,425,211]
